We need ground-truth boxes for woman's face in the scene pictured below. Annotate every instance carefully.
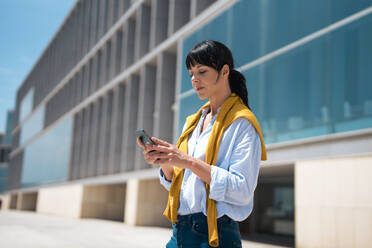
[188,63,226,100]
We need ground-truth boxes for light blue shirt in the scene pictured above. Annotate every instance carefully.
[159,106,262,221]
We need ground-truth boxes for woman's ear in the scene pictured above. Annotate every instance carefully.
[222,64,230,77]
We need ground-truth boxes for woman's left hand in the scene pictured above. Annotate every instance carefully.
[146,137,190,168]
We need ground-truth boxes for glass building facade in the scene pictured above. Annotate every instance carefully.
[179,0,372,143]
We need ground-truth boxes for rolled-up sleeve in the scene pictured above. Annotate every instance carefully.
[158,168,172,191]
[209,120,261,206]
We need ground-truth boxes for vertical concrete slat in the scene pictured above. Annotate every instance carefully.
[107,0,115,29]
[97,0,106,40]
[78,1,86,62]
[80,107,91,179]
[96,50,103,90]
[122,18,135,70]
[103,91,114,175]
[87,58,93,97]
[97,93,113,176]
[108,85,125,174]
[94,0,101,44]
[110,33,118,80]
[190,0,214,19]
[87,100,98,177]
[74,111,84,180]
[168,0,190,36]
[135,64,156,170]
[89,0,98,50]
[82,65,89,99]
[83,0,92,55]
[117,0,130,19]
[84,104,94,178]
[115,29,123,76]
[150,0,169,50]
[154,52,176,142]
[105,40,112,83]
[90,54,98,94]
[121,75,139,172]
[97,95,108,176]
[99,47,107,88]
[92,98,103,177]
[134,4,151,62]
[68,114,78,180]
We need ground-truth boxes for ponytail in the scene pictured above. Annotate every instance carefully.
[228,69,251,110]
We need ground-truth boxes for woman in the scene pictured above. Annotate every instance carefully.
[137,40,267,248]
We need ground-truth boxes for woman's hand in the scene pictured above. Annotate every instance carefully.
[142,137,190,168]
[137,137,175,181]
[137,137,211,184]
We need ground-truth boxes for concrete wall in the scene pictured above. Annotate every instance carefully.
[17,192,37,211]
[81,184,126,221]
[37,185,84,218]
[125,178,170,227]
[0,194,10,210]
[295,154,372,248]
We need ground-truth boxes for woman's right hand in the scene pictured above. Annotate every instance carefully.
[137,137,174,181]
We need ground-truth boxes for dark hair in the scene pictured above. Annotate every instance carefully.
[185,40,250,109]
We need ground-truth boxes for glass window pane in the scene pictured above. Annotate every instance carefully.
[178,94,207,137]
[19,89,34,122]
[330,13,372,132]
[20,105,45,145]
[21,117,72,187]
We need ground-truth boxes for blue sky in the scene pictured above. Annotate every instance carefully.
[0,0,76,132]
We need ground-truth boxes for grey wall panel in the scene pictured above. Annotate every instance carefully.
[114,29,123,76]
[154,52,176,142]
[86,100,98,177]
[98,47,107,89]
[168,0,190,36]
[107,0,115,30]
[92,98,103,177]
[90,54,98,94]
[71,111,83,180]
[134,4,151,62]
[121,75,139,172]
[105,40,112,83]
[82,0,92,56]
[97,0,107,40]
[122,18,135,70]
[107,84,125,174]
[150,0,169,50]
[89,0,98,50]
[97,92,113,176]
[135,64,156,170]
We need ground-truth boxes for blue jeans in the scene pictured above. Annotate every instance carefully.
[166,212,242,248]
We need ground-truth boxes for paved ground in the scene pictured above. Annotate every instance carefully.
[0,210,286,248]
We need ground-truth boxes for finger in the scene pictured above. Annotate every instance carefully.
[153,158,170,165]
[137,138,145,149]
[147,145,171,153]
[151,137,171,147]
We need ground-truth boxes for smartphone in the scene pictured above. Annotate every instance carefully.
[135,129,156,146]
